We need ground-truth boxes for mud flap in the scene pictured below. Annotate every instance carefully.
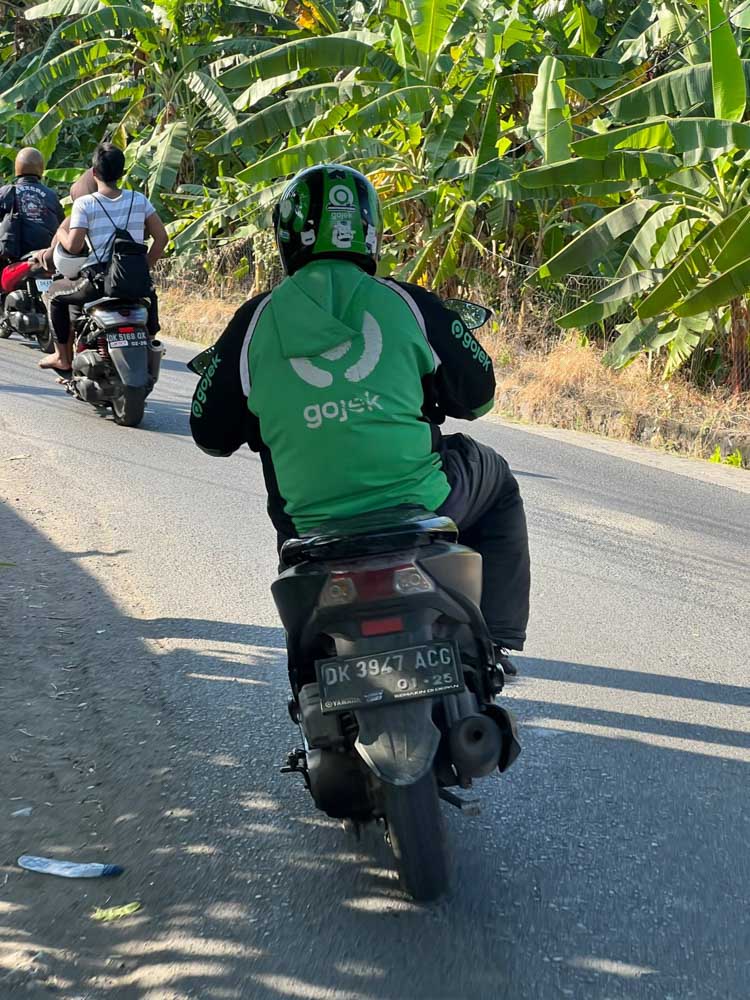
[354,700,441,787]
[108,346,149,388]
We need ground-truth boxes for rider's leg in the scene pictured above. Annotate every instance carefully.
[437,434,530,663]
[41,276,95,370]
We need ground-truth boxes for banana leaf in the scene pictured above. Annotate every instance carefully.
[518,151,680,189]
[60,5,155,40]
[673,255,750,317]
[218,34,400,89]
[706,0,745,123]
[24,73,123,143]
[638,205,750,318]
[528,55,571,164]
[187,71,238,130]
[535,199,660,280]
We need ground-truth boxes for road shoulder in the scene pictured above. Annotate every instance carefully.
[487,413,750,494]
[0,495,175,997]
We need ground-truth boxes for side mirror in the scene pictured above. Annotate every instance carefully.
[443,298,493,330]
[187,345,216,376]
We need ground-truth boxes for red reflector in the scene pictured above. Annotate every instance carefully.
[361,616,404,637]
[118,326,135,333]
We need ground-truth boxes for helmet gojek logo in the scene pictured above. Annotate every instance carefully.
[326,179,357,249]
[328,184,355,210]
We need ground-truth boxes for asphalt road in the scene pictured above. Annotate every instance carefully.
[1,333,749,1000]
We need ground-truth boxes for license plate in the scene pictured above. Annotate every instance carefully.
[107,330,148,349]
[35,278,52,293]
[316,641,463,713]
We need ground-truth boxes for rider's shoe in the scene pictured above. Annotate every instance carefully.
[494,646,519,678]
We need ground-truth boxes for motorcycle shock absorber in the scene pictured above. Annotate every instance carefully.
[97,334,109,359]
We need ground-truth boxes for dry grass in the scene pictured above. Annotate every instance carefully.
[492,334,750,464]
[157,287,248,346]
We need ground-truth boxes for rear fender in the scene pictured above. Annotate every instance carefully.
[354,700,440,787]
[108,345,149,388]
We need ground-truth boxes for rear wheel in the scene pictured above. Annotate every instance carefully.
[383,772,449,902]
[112,386,146,427]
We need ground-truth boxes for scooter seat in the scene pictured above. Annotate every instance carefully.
[83,296,149,312]
[280,507,458,566]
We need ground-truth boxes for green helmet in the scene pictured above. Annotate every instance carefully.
[273,164,383,276]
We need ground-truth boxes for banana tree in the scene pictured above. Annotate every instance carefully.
[0,0,284,210]
[521,0,750,391]
[171,1,508,286]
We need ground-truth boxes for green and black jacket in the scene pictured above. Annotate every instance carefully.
[190,260,495,535]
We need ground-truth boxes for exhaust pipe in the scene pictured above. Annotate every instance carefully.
[449,715,503,779]
[148,339,166,382]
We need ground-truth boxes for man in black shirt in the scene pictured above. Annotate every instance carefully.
[0,148,64,260]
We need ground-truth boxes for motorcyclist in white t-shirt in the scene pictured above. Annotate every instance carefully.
[39,143,168,375]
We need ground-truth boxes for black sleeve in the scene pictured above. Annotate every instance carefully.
[394,281,495,422]
[189,293,269,457]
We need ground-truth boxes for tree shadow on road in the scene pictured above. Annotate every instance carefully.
[522,657,750,709]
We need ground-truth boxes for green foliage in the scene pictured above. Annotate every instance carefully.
[710,446,745,466]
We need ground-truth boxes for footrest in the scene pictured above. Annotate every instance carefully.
[438,788,481,815]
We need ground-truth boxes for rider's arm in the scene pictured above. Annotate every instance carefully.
[190,295,268,457]
[70,168,96,201]
[393,281,495,421]
[145,211,168,268]
[59,197,88,254]
[0,185,12,220]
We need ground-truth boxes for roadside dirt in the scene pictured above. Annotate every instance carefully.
[0,490,177,997]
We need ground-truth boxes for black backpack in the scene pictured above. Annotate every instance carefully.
[0,187,22,260]
[92,191,151,299]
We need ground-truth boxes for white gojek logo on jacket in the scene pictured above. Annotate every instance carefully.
[290,312,382,388]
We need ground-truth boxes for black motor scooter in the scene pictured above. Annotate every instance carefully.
[188,299,521,902]
[62,296,165,427]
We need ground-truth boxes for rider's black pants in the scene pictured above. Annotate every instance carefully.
[43,275,99,344]
[436,433,530,651]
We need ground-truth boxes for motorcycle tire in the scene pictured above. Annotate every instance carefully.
[36,325,54,353]
[383,771,449,902]
[0,321,11,339]
[112,386,146,428]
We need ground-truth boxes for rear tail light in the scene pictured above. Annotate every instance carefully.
[393,566,434,595]
[118,325,136,333]
[320,576,357,607]
[319,563,434,608]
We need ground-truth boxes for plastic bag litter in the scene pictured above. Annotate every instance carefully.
[18,855,124,878]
